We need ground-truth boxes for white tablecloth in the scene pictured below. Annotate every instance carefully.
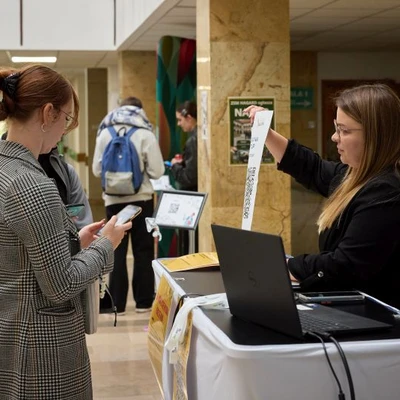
[152,260,400,400]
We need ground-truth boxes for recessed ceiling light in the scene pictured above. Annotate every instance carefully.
[11,56,57,63]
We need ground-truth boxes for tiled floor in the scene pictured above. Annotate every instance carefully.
[86,264,162,400]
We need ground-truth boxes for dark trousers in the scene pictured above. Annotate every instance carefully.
[106,199,155,312]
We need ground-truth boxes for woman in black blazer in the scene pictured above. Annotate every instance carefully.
[245,84,400,309]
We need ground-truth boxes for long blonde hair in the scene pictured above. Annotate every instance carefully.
[317,84,400,233]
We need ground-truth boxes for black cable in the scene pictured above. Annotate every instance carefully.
[328,334,356,400]
[171,292,203,325]
[306,331,345,400]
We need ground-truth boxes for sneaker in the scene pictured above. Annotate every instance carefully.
[117,311,126,316]
[136,307,152,313]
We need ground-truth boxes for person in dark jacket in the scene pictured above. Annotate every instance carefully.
[169,101,198,255]
[2,133,93,229]
[245,84,400,309]
[39,148,93,229]
[170,100,198,191]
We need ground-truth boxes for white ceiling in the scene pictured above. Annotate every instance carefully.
[1,0,400,69]
[290,0,400,51]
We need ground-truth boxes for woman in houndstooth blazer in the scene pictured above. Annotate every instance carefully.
[0,64,131,399]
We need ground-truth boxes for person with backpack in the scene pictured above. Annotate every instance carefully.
[92,97,165,314]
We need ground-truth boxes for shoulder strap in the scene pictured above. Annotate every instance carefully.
[106,125,139,138]
[107,126,118,137]
[125,126,140,139]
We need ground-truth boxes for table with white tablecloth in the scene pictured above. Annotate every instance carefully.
[151,259,400,400]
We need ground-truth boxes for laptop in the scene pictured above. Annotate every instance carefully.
[211,224,392,339]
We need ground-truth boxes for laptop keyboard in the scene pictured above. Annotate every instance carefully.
[299,310,352,333]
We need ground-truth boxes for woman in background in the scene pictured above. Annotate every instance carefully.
[169,100,198,255]
[170,100,198,191]
[0,64,131,399]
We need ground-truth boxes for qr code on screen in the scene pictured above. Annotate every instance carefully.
[168,203,180,213]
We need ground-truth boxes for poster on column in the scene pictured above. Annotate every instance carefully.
[228,97,275,165]
[242,110,274,231]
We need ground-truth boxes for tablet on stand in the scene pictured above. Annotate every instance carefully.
[153,190,208,254]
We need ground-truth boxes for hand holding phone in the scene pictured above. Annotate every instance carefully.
[99,215,132,250]
[98,205,142,235]
[114,205,142,225]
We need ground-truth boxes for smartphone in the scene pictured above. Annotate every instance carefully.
[297,291,365,305]
[98,205,142,235]
[66,203,85,218]
[114,205,142,225]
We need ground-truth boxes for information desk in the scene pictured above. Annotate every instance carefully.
[152,259,400,400]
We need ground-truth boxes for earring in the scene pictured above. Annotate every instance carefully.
[41,123,47,133]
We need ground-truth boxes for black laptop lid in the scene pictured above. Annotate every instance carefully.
[211,224,304,339]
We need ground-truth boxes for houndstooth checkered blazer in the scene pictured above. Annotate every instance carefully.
[0,141,114,399]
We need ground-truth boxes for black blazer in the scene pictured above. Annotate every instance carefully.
[280,140,400,308]
[171,127,198,191]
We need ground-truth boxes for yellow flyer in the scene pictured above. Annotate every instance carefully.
[172,311,193,400]
[147,274,174,394]
[160,252,219,272]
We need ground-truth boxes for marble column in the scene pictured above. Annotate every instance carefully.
[197,0,291,251]
[119,51,157,126]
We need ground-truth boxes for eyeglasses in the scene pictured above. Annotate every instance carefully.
[333,119,363,137]
[59,109,75,130]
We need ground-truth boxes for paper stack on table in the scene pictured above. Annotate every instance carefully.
[159,252,219,272]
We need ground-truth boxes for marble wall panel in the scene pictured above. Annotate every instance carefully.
[119,51,157,126]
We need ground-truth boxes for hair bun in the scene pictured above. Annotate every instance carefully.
[0,72,20,100]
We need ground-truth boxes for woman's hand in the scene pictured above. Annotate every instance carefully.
[289,272,298,283]
[285,256,298,282]
[79,220,105,249]
[171,154,183,166]
[100,215,132,250]
[243,105,266,125]
[244,104,288,163]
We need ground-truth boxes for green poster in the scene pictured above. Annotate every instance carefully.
[228,97,275,165]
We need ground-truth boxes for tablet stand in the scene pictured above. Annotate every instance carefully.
[152,190,208,254]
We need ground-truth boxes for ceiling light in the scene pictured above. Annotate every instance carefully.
[11,56,57,63]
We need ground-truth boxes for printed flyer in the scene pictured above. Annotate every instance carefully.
[147,275,174,394]
[172,311,193,400]
[228,97,275,165]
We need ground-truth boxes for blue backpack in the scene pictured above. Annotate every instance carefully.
[101,126,143,195]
